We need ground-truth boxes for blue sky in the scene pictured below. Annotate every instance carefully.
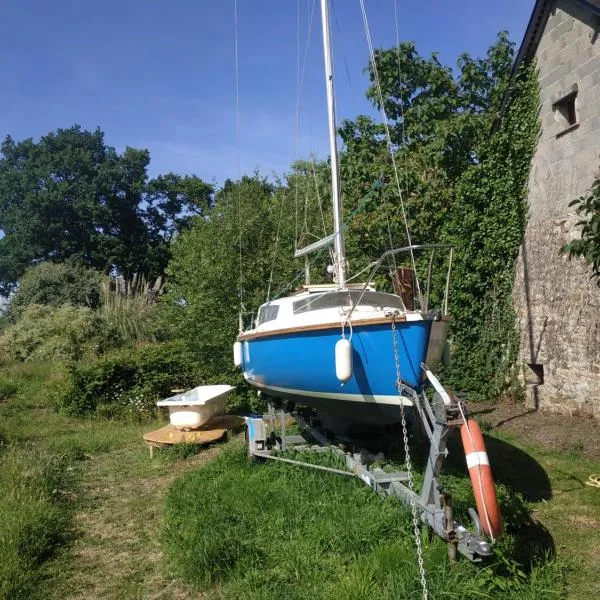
[0,0,534,184]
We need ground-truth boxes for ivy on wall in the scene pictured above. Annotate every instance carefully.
[443,64,541,400]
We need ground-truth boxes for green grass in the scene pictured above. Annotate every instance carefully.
[0,447,76,599]
[0,360,209,599]
[1,360,598,599]
[163,445,565,599]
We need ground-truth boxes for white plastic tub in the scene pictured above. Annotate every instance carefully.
[156,385,235,430]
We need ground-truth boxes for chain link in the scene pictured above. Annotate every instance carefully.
[391,316,429,600]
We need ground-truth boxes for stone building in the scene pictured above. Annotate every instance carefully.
[512,0,600,416]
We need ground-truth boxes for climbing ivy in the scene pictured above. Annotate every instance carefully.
[443,63,541,400]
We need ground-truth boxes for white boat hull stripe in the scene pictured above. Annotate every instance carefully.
[247,379,414,406]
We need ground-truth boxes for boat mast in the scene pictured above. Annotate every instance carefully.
[319,0,346,289]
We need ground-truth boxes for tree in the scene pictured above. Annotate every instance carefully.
[161,174,297,374]
[0,126,213,294]
[339,32,515,253]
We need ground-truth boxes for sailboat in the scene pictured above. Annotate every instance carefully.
[233,0,452,431]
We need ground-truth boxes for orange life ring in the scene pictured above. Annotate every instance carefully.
[460,419,503,540]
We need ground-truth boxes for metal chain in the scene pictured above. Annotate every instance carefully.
[391,316,429,600]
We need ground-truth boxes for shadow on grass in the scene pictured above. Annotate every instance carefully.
[338,424,556,572]
[444,431,556,570]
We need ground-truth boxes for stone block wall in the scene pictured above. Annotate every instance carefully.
[514,0,600,416]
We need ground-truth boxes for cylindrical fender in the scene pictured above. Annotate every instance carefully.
[460,419,503,540]
[233,341,243,368]
[335,337,353,383]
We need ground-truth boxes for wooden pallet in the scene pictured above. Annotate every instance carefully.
[143,415,244,457]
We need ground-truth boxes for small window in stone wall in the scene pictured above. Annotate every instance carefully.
[553,86,579,137]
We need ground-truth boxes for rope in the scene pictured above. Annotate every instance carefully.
[295,0,318,252]
[295,0,301,252]
[393,0,412,232]
[358,0,423,303]
[586,475,600,488]
[311,156,328,236]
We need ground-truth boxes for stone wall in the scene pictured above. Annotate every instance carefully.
[514,0,600,416]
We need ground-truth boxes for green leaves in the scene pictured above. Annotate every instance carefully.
[560,178,600,284]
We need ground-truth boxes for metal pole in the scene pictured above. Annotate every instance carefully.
[319,0,346,289]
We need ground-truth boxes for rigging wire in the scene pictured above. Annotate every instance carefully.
[358,0,423,304]
[234,0,244,330]
[311,156,328,236]
[295,0,318,252]
[393,0,413,242]
[294,0,302,252]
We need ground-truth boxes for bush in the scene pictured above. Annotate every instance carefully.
[8,261,103,317]
[561,169,600,284]
[0,304,118,362]
[59,341,212,419]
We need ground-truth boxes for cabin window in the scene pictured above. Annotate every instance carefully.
[293,291,404,314]
[257,304,279,325]
[553,87,578,137]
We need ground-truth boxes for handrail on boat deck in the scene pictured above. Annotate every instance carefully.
[347,244,454,320]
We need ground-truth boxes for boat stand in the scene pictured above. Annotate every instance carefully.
[245,385,493,562]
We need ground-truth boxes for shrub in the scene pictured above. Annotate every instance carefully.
[59,341,212,419]
[8,261,103,317]
[561,169,600,284]
[0,304,118,362]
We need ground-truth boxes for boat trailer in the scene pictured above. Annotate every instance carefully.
[245,373,494,563]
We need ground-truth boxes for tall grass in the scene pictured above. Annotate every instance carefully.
[0,447,76,600]
[163,446,565,599]
[99,274,163,345]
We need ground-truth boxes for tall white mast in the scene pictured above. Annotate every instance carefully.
[320,0,346,289]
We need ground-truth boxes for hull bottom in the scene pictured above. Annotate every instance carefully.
[257,385,413,434]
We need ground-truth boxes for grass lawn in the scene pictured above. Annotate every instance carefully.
[1,360,598,599]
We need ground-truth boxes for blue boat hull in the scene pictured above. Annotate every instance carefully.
[241,319,432,427]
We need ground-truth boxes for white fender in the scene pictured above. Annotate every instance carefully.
[233,341,243,368]
[335,337,353,383]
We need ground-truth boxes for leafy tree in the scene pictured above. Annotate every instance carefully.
[561,172,600,285]
[145,172,214,239]
[8,261,103,317]
[161,174,298,375]
[0,126,213,294]
[339,32,515,256]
